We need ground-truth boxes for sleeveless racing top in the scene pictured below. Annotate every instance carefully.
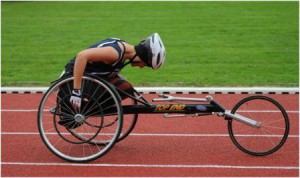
[67,38,126,77]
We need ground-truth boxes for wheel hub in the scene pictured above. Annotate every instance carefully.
[74,114,85,123]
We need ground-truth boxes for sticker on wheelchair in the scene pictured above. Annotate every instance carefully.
[196,105,207,111]
[155,104,186,112]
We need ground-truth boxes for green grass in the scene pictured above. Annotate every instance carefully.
[2,1,299,87]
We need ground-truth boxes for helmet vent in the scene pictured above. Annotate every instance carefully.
[156,53,161,65]
[151,36,155,43]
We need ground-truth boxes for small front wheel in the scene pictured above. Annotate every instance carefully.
[228,95,289,156]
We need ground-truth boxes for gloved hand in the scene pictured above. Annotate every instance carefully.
[70,89,82,109]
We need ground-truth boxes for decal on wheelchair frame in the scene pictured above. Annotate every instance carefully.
[196,105,207,111]
[155,104,186,112]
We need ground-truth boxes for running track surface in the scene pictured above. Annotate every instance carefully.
[1,93,299,177]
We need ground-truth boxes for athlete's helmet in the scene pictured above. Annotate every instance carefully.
[134,33,166,70]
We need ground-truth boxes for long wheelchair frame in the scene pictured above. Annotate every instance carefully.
[38,74,290,163]
[115,88,261,128]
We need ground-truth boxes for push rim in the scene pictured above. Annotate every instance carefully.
[38,75,123,162]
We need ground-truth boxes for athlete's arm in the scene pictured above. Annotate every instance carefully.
[73,47,119,89]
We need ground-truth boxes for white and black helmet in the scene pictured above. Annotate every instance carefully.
[134,33,166,70]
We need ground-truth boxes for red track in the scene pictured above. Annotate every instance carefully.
[1,93,299,177]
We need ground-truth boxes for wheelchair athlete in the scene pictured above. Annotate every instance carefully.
[58,33,166,128]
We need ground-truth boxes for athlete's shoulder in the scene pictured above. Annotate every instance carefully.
[88,38,126,49]
[108,37,126,43]
[109,37,121,41]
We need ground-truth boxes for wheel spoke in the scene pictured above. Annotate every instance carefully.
[38,76,123,162]
[229,96,289,156]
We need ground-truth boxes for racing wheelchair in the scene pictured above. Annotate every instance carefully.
[38,74,290,162]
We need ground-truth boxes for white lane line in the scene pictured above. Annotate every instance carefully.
[1,162,298,170]
[2,109,299,113]
[1,132,299,138]
[2,109,38,112]
[237,110,299,113]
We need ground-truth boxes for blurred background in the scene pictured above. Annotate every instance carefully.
[1,1,298,87]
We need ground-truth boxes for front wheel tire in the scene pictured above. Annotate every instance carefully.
[228,95,289,156]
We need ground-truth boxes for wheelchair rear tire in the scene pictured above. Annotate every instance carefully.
[38,75,123,162]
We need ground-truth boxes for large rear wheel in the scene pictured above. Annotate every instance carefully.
[38,75,123,162]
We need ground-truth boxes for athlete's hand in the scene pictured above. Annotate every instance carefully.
[70,89,82,109]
